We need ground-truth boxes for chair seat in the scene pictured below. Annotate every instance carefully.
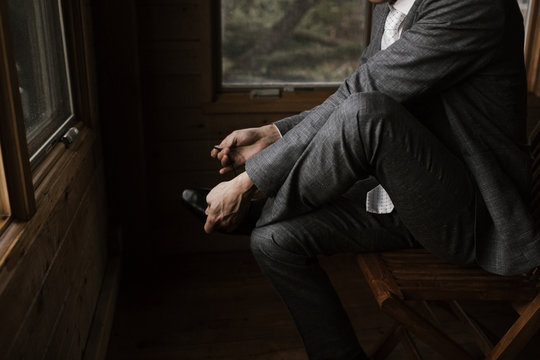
[358,249,540,360]
[359,249,538,303]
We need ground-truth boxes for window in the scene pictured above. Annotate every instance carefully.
[524,0,540,95]
[0,145,10,227]
[221,0,371,89]
[0,0,92,223]
[8,0,75,164]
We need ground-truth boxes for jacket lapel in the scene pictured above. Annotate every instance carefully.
[401,0,423,32]
[372,0,424,51]
[371,4,389,52]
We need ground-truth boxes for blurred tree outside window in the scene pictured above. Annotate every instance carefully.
[221,0,371,88]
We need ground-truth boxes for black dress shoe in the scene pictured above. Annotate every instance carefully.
[181,188,210,222]
[180,188,263,235]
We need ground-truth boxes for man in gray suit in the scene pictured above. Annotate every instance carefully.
[202,0,540,358]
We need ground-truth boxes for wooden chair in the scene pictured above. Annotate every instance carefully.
[357,123,540,360]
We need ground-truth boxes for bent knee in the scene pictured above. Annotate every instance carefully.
[334,92,409,143]
[338,92,401,122]
[250,225,314,265]
[250,227,270,255]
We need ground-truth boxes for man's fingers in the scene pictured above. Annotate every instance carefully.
[211,129,237,157]
[210,147,221,158]
[220,149,246,167]
[204,195,220,233]
[221,135,238,149]
[220,153,231,167]
[211,146,228,159]
[205,211,230,233]
[219,166,234,175]
[204,218,215,233]
[204,207,218,233]
[215,133,238,153]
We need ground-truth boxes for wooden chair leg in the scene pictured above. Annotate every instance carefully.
[487,294,540,360]
[450,301,494,356]
[398,327,423,360]
[370,323,401,360]
[381,294,474,360]
[369,323,424,360]
[420,301,443,327]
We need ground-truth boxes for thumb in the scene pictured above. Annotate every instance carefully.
[219,132,238,149]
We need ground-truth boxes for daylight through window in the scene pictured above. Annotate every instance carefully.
[8,0,74,163]
[221,0,371,88]
[0,145,10,221]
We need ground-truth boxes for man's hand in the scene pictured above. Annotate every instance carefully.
[210,124,281,175]
[204,172,257,233]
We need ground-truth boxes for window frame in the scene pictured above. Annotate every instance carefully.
[526,0,540,95]
[219,0,373,91]
[11,0,74,163]
[0,0,36,221]
[0,144,11,230]
[0,0,97,227]
[203,0,373,113]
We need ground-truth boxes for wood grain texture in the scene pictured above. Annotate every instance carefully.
[42,169,108,360]
[358,248,540,359]
[147,108,289,142]
[204,91,334,114]
[138,3,201,42]
[83,256,123,360]
[7,174,106,359]
[146,75,204,108]
[0,128,108,358]
[140,41,202,75]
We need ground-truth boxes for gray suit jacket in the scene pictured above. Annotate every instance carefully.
[247,0,540,275]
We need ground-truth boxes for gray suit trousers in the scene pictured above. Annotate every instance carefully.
[248,92,482,359]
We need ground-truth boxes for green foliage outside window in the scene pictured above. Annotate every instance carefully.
[222,0,369,86]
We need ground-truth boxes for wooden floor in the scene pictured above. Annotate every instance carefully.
[106,251,540,359]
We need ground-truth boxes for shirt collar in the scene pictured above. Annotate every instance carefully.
[391,0,416,15]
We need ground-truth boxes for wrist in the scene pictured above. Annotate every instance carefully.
[271,123,283,138]
[261,124,281,143]
[234,172,257,198]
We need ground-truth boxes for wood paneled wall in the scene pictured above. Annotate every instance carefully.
[135,0,302,253]
[0,130,108,358]
[0,1,111,357]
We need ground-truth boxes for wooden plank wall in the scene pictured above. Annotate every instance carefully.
[0,1,110,357]
[136,0,299,253]
[0,130,108,359]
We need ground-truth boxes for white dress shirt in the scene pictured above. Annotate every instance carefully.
[393,0,416,18]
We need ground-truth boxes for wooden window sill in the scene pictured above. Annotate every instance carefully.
[0,126,94,273]
[203,90,334,114]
